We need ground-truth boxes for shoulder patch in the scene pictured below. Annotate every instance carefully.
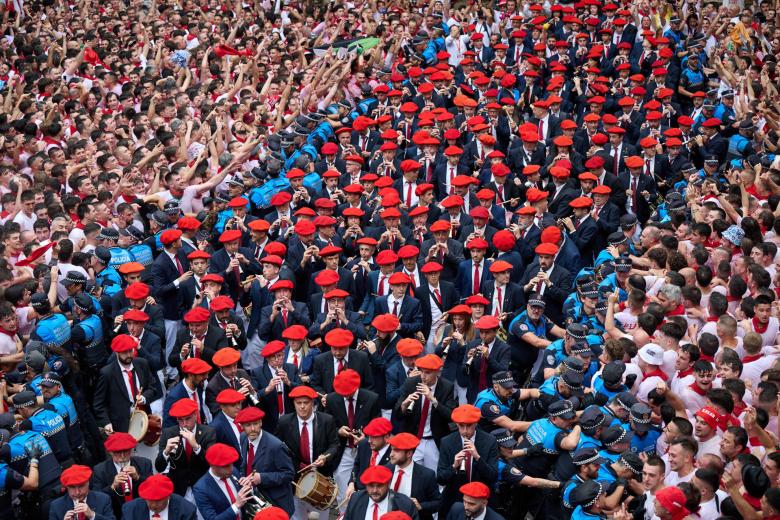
[490,404,500,414]
[518,324,529,333]
[547,355,555,365]
[510,467,521,475]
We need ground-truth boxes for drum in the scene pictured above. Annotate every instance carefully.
[143,414,162,446]
[127,409,148,442]
[295,471,338,510]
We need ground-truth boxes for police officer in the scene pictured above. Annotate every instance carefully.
[125,225,154,267]
[29,294,71,352]
[12,391,73,467]
[598,392,637,430]
[40,373,85,463]
[507,295,566,385]
[21,351,46,396]
[0,412,62,520]
[100,228,133,270]
[515,400,582,518]
[593,450,643,510]
[597,426,633,465]
[590,361,628,404]
[597,257,631,303]
[533,323,589,385]
[474,372,540,432]
[727,119,757,161]
[553,407,607,483]
[69,294,106,401]
[568,479,607,520]
[562,448,604,520]
[527,361,585,420]
[628,403,659,456]
[91,245,122,300]
[0,428,40,518]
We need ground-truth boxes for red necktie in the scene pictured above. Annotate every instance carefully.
[464,450,472,481]
[338,359,345,373]
[347,397,355,448]
[497,184,504,203]
[416,397,430,438]
[184,437,192,460]
[538,119,544,139]
[473,263,480,295]
[594,205,601,218]
[434,288,442,306]
[427,162,434,183]
[495,287,503,316]
[300,421,311,467]
[393,469,405,492]
[406,183,413,207]
[282,308,288,326]
[124,474,133,502]
[174,256,184,275]
[233,264,242,293]
[631,176,638,210]
[221,478,240,520]
[478,345,489,390]
[378,276,387,296]
[293,352,299,368]
[153,515,160,520]
[246,443,255,476]
[373,503,379,520]
[78,514,85,520]
[613,149,619,174]
[393,300,399,316]
[125,369,136,402]
[277,383,285,416]
[370,450,378,466]
[233,419,243,433]
[449,167,456,194]
[645,159,651,177]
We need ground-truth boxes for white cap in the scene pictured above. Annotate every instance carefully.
[638,343,664,366]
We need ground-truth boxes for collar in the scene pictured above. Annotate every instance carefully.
[688,382,709,396]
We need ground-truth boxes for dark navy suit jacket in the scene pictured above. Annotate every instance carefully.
[48,491,115,520]
[239,431,295,515]
[122,494,197,520]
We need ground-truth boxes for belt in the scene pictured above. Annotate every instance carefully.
[422,436,434,440]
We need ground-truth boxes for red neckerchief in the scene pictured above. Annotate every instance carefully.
[0,326,16,337]
[688,382,708,396]
[706,316,718,322]
[733,402,746,416]
[700,354,714,363]
[726,295,741,302]
[170,189,184,199]
[677,367,694,379]
[644,368,668,381]
[742,492,762,510]
[742,353,762,363]
[752,316,769,334]
[667,304,685,316]
[749,436,762,446]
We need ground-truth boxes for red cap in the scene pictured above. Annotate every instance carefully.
[460,482,490,499]
[289,386,319,399]
[210,295,235,312]
[212,347,241,367]
[489,260,513,273]
[178,216,202,230]
[363,417,393,436]
[535,243,559,256]
[235,407,265,424]
[376,250,399,266]
[360,465,393,485]
[205,443,240,467]
[387,432,420,450]
[475,315,501,330]
[282,325,308,341]
[262,340,286,357]
[61,465,93,487]
[388,272,412,285]
[111,334,138,353]
[169,398,199,418]
[123,309,149,322]
[104,432,138,452]
[420,262,444,274]
[139,475,174,501]
[397,338,423,358]
[333,369,361,396]
[181,358,212,375]
[325,328,354,348]
[397,245,420,259]
[269,280,294,292]
[187,250,211,261]
[492,230,516,252]
[415,354,444,370]
[216,388,245,405]
[160,229,182,245]
[451,404,481,424]
[219,230,242,243]
[227,197,248,208]
[184,307,211,323]
[372,313,400,333]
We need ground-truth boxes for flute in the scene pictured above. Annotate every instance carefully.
[222,320,238,348]
[459,440,468,472]
[119,461,132,497]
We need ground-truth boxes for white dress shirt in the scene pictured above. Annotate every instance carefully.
[298,415,315,464]
[392,460,414,497]
[387,295,405,316]
[210,469,240,514]
[363,495,389,520]
[421,382,437,438]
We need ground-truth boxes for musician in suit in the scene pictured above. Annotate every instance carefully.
[520,243,574,326]
[545,167,580,220]
[257,280,312,342]
[48,465,114,520]
[416,263,458,345]
[121,474,197,520]
[209,295,247,351]
[234,407,295,516]
[421,221,465,280]
[394,355,458,472]
[276,385,340,519]
[150,229,190,372]
[309,289,368,342]
[93,335,162,435]
[192,443,255,520]
[386,433,442,520]
[373,273,423,338]
[112,282,166,341]
[436,405,499,517]
[309,328,375,394]
[210,389,245,453]
[310,246,356,296]
[454,238,493,298]
[347,417,393,494]
[446,482,505,520]
[208,229,262,303]
[249,340,301,435]
[481,262,524,325]
[178,250,215,312]
[358,250,398,320]
[119,308,165,374]
[560,196,600,266]
[154,398,217,497]
[325,369,381,510]
[168,306,229,373]
[458,316,511,403]
[91,432,153,519]
[343,465,420,520]
[601,127,638,176]
[204,347,256,416]
[618,156,657,225]
[162,357,211,428]
[590,185,621,255]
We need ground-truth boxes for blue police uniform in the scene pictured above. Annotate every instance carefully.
[597,406,624,429]
[597,449,620,465]
[714,103,735,123]
[591,376,626,403]
[48,390,84,452]
[474,388,514,429]
[727,133,752,160]
[598,274,627,303]
[630,428,661,455]
[593,250,616,268]
[7,430,60,496]
[570,505,604,519]
[95,266,122,297]
[31,314,71,349]
[562,475,585,516]
[72,314,106,369]
[508,311,552,369]
[108,247,133,270]
[28,407,72,464]
[214,208,233,234]
[129,243,154,266]
[26,375,43,396]
[60,294,102,316]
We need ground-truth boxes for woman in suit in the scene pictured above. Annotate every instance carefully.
[434,304,476,404]
[281,324,319,384]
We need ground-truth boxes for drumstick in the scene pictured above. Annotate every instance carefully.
[298,453,330,474]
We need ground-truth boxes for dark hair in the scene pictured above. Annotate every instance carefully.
[707,388,734,414]
[670,436,698,456]
[697,334,719,358]
[725,425,748,449]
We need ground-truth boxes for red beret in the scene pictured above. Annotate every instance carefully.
[470,206,490,219]
[540,226,562,244]
[205,443,239,467]
[535,243,559,256]
[210,295,235,312]
[160,229,182,245]
[187,250,211,261]
[123,309,149,322]
[333,369,361,396]
[61,465,93,487]
[294,221,316,236]
[138,474,174,501]
[262,340,286,357]
[111,334,138,353]
[397,338,423,358]
[325,328,354,348]
[592,185,612,195]
[363,417,393,437]
[625,156,644,169]
[181,358,212,374]
[461,482,491,499]
[269,280,294,292]
[360,465,393,485]
[282,325,308,341]
[429,221,452,233]
[492,230,516,252]
[489,260,513,273]
[219,230,242,243]
[271,192,293,206]
[184,307,211,323]
[212,347,241,367]
[118,262,146,275]
[178,216,202,231]
[388,272,412,285]
[380,513,412,520]
[228,197,248,208]
[201,274,224,285]
[415,354,444,370]
[570,196,594,209]
[388,432,420,450]
[475,315,501,330]
[216,388,245,405]
[249,220,271,232]
[466,238,489,250]
[315,270,340,286]
[372,313,400,333]
[125,282,150,300]
[324,289,349,300]
[235,406,265,424]
[318,245,342,257]
[169,398,199,418]
[451,404,481,424]
[289,386,319,399]
[104,432,137,452]
[397,245,420,259]
[420,262,444,274]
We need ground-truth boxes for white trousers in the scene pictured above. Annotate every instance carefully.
[413,438,440,473]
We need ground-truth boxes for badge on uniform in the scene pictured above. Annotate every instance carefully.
[490,405,500,414]
[519,324,529,332]
[510,467,521,475]
[547,355,555,365]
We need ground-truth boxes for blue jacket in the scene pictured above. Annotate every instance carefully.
[49,491,114,520]
[121,494,197,520]
[239,431,295,515]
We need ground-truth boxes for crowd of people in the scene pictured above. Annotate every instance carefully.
[0,0,779,518]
